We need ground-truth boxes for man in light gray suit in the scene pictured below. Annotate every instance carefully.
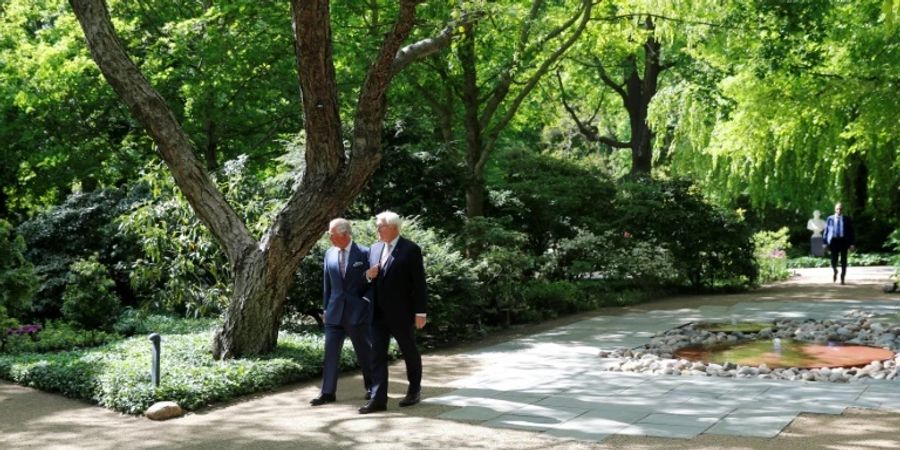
[310,218,374,405]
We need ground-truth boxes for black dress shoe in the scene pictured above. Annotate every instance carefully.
[398,391,421,407]
[358,401,387,414]
[310,393,336,406]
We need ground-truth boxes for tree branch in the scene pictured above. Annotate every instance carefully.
[69,0,256,264]
[479,0,594,169]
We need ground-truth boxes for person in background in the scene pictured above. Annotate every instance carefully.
[823,202,855,285]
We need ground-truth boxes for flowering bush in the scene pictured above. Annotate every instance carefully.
[753,227,792,284]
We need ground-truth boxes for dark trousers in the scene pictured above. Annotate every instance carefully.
[369,313,421,404]
[829,237,849,281]
[320,321,372,396]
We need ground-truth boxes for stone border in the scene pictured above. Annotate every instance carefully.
[602,309,900,382]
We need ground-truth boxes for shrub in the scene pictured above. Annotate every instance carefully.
[62,255,121,330]
[753,227,791,284]
[462,217,535,326]
[0,219,38,320]
[544,229,677,287]
[489,150,617,254]
[0,329,380,414]
[1,320,119,354]
[521,280,580,319]
[614,179,757,289]
[120,158,283,318]
[16,188,143,319]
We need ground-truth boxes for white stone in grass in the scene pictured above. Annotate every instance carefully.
[146,401,184,420]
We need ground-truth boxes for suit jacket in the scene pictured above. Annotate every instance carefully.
[323,242,372,326]
[823,214,855,248]
[368,236,427,324]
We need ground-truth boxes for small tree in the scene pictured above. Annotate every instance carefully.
[0,219,38,321]
[62,255,121,330]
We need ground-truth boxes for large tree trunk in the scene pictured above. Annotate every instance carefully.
[565,16,666,177]
[71,0,444,359]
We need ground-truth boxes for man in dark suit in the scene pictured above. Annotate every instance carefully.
[823,202,855,285]
[358,211,427,414]
[310,218,374,406]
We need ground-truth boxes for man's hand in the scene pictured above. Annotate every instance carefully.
[415,315,426,329]
[366,265,379,280]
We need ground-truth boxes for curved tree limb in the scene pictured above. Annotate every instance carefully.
[69,0,256,264]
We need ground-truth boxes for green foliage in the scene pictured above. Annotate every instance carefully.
[521,280,580,320]
[461,217,535,326]
[490,150,617,254]
[543,229,677,287]
[0,219,37,320]
[349,137,466,232]
[0,330,365,414]
[2,320,119,354]
[16,187,142,318]
[62,255,121,330]
[113,309,217,337]
[787,252,898,269]
[753,227,791,284]
[614,179,757,289]
[121,158,283,317]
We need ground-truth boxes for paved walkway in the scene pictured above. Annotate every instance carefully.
[426,267,900,442]
[2,266,899,449]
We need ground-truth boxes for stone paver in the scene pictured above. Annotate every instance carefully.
[426,267,900,443]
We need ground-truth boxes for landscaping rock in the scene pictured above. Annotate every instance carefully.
[146,401,184,421]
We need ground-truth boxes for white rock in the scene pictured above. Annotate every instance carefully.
[145,401,184,421]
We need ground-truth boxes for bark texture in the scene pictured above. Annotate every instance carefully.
[70,0,440,358]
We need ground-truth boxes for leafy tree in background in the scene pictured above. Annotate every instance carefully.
[650,0,899,232]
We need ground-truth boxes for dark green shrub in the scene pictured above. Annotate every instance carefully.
[489,150,617,254]
[0,219,38,320]
[16,187,143,318]
[522,280,580,319]
[614,179,757,289]
[462,217,535,326]
[62,255,121,330]
[544,229,677,287]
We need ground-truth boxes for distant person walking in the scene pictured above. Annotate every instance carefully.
[823,202,855,285]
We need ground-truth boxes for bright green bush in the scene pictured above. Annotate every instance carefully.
[120,158,285,318]
[753,227,791,284]
[62,255,121,330]
[0,219,38,321]
[0,330,375,414]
